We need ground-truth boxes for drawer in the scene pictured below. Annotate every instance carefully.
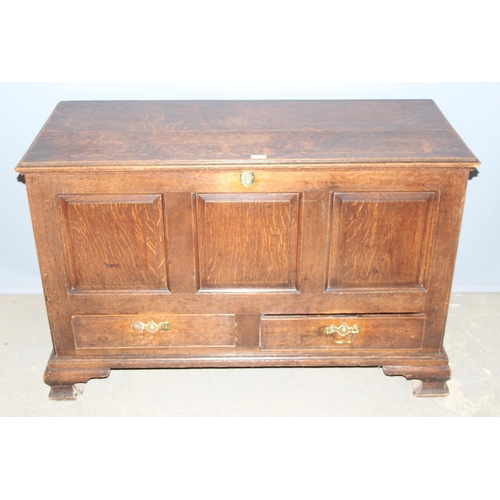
[261,314,424,350]
[72,314,235,349]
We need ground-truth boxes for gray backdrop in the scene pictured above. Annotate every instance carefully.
[1,82,498,293]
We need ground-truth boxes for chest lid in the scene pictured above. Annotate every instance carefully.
[16,100,478,171]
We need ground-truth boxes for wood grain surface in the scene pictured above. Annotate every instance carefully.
[16,100,478,168]
[59,194,168,291]
[328,192,437,288]
[261,314,425,350]
[72,313,235,349]
[16,100,479,398]
[196,193,299,289]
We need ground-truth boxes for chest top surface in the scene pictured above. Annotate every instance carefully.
[16,100,478,171]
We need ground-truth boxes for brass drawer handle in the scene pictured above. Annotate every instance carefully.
[240,171,256,188]
[323,321,362,344]
[132,320,172,334]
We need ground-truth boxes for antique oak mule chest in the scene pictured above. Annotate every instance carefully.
[16,100,479,399]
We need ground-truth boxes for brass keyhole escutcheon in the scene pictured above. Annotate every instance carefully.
[240,171,256,188]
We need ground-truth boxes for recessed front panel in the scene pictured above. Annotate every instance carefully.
[60,194,168,291]
[328,192,437,289]
[196,193,300,290]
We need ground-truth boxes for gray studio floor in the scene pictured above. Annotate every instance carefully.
[0,294,498,417]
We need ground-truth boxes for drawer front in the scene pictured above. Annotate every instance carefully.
[72,314,235,349]
[261,314,424,350]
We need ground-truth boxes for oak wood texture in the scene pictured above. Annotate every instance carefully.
[59,194,168,291]
[196,193,299,290]
[43,352,110,400]
[328,192,437,289]
[261,314,425,351]
[72,313,235,349]
[17,100,478,168]
[383,365,452,397]
[16,100,479,399]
